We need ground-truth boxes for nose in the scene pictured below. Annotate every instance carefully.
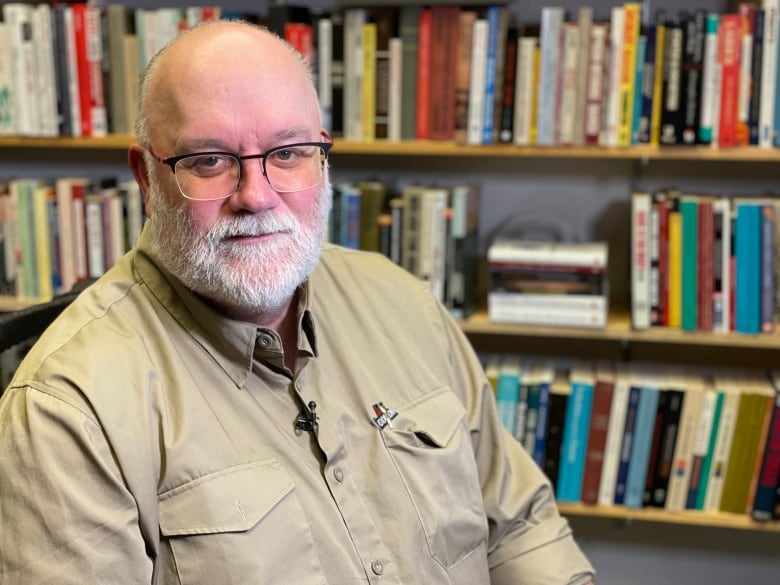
[226,158,281,213]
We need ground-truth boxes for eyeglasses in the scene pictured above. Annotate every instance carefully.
[148,141,332,201]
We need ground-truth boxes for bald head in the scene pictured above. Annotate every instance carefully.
[135,20,320,150]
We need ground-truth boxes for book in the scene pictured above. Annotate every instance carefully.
[613,380,641,505]
[624,368,661,509]
[660,14,684,144]
[618,3,641,146]
[665,372,705,511]
[453,10,477,145]
[598,365,631,505]
[495,354,521,434]
[752,372,780,520]
[684,377,718,508]
[584,23,608,146]
[581,362,615,505]
[543,371,571,491]
[699,13,720,144]
[681,9,706,145]
[557,362,596,503]
[357,181,388,253]
[647,372,685,508]
[632,191,652,329]
[536,6,564,146]
[466,18,488,146]
[704,372,742,511]
[680,195,699,331]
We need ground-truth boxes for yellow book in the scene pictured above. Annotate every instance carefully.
[360,22,377,142]
[667,200,682,328]
[529,45,540,145]
[617,2,641,146]
[32,184,54,302]
[650,21,666,146]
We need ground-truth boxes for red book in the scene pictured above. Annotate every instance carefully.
[717,14,742,148]
[428,5,459,140]
[653,191,671,326]
[72,3,92,137]
[751,386,780,520]
[580,374,615,504]
[697,198,715,331]
[284,22,314,70]
[70,182,89,282]
[415,8,432,139]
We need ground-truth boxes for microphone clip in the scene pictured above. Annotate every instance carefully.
[295,400,319,433]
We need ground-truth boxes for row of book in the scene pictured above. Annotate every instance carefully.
[631,189,780,335]
[327,180,481,320]
[482,355,780,521]
[0,2,225,138]
[8,1,780,150]
[0,177,145,301]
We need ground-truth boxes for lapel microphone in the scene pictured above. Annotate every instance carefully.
[295,400,318,433]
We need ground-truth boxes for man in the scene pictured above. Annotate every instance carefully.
[0,20,594,585]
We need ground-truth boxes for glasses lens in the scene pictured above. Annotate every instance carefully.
[174,153,240,200]
[265,144,326,193]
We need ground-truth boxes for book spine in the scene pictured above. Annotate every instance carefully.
[632,192,652,329]
[718,14,742,148]
[536,7,563,146]
[760,0,779,147]
[699,14,720,144]
[682,10,705,144]
[625,385,661,508]
[614,385,641,505]
[584,24,608,145]
[557,379,595,503]
[617,3,641,146]
[752,388,780,520]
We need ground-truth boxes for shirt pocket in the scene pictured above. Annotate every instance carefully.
[158,459,326,585]
[380,388,489,570]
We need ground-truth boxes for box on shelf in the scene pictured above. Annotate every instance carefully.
[487,239,609,328]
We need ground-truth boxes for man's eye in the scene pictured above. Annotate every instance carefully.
[181,155,234,175]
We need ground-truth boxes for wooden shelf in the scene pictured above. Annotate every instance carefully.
[4,136,780,162]
[460,310,780,368]
[558,503,780,532]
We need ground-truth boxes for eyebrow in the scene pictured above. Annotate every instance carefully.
[175,128,318,154]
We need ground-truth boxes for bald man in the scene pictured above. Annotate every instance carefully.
[0,21,594,585]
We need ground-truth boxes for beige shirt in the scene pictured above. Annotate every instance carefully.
[0,226,594,585]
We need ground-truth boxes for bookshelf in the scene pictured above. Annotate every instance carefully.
[1,7,779,580]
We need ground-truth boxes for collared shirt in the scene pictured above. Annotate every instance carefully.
[0,225,594,585]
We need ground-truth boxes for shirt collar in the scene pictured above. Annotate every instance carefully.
[132,224,317,388]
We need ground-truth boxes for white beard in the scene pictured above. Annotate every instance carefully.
[147,173,332,315]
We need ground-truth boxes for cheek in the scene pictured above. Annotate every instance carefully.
[284,191,322,225]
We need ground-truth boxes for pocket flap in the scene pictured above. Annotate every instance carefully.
[159,459,293,536]
[396,388,466,447]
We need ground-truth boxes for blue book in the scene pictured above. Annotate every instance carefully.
[631,35,646,145]
[481,5,501,145]
[495,356,521,434]
[338,183,361,249]
[624,381,661,508]
[734,201,762,333]
[760,204,775,333]
[557,365,596,503]
[533,366,553,467]
[613,384,641,505]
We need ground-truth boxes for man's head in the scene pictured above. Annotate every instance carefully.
[128,20,332,323]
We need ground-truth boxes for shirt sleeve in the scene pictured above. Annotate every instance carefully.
[436,304,596,585]
[0,385,153,585]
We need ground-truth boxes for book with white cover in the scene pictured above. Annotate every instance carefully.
[488,239,608,269]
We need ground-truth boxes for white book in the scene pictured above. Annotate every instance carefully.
[631,191,652,329]
[418,187,449,302]
[760,0,779,147]
[387,37,403,142]
[467,19,488,145]
[85,195,105,278]
[0,23,15,135]
[487,239,608,268]
[318,17,333,133]
[3,2,38,136]
[55,177,88,293]
[604,6,625,147]
[488,294,607,328]
[513,36,537,146]
[536,7,564,146]
[699,14,720,144]
[598,364,631,505]
[738,30,753,133]
[665,371,705,511]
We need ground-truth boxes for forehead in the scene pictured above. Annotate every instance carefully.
[147,25,320,149]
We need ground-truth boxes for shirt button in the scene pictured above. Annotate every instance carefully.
[333,468,344,482]
[371,560,383,575]
[257,334,272,347]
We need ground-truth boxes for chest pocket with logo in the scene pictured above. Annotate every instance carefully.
[380,388,489,569]
[157,459,326,585]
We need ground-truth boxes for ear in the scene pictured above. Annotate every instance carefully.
[128,144,153,218]
[320,128,333,145]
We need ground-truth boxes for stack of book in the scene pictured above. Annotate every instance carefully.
[487,239,609,328]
